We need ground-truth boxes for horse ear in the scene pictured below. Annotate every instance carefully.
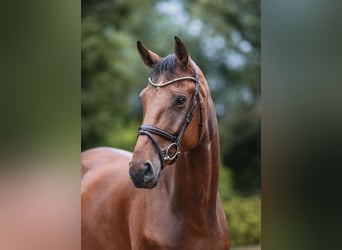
[137,41,161,68]
[174,36,189,68]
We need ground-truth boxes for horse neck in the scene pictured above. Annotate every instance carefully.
[169,95,220,221]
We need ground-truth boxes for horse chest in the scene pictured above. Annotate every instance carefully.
[137,225,224,250]
[129,207,179,248]
[130,208,223,250]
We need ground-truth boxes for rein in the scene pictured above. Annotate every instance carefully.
[138,65,204,169]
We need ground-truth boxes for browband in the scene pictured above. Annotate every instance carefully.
[148,76,197,87]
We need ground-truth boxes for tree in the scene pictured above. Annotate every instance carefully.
[82,0,158,150]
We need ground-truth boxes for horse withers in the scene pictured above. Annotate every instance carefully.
[81,37,230,250]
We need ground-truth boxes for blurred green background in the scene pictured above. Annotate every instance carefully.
[82,0,260,247]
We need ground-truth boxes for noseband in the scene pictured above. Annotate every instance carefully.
[137,65,204,169]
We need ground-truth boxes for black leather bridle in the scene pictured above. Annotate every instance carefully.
[137,65,204,169]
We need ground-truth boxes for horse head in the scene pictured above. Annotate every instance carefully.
[129,37,207,188]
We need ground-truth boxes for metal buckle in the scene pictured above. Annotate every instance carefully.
[164,143,179,161]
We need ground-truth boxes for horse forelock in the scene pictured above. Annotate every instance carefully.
[151,54,177,80]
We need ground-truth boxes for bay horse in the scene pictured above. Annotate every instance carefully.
[81,37,230,249]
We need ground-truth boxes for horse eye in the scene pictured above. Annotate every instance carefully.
[175,95,187,106]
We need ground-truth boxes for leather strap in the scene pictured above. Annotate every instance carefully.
[137,64,203,169]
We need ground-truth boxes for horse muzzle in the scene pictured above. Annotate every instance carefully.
[128,159,160,189]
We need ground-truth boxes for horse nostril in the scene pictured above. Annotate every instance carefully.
[142,162,154,182]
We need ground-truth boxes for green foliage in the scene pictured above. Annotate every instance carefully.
[218,165,235,202]
[223,196,261,246]
[219,165,261,247]
[105,121,140,151]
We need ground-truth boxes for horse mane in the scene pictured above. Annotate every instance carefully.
[151,54,177,80]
